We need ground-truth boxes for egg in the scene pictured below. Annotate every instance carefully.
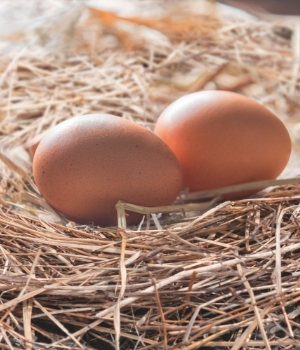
[154,91,292,197]
[33,114,182,226]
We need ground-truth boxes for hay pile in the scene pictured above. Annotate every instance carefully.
[0,1,300,349]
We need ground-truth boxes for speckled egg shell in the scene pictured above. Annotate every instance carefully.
[33,114,182,226]
[154,91,292,196]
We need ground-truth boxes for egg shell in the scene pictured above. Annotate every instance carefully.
[154,91,292,197]
[33,114,182,226]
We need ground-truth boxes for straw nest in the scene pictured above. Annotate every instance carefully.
[0,1,300,349]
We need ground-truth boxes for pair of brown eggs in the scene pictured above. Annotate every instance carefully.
[33,91,292,226]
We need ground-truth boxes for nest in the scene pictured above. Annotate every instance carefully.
[0,1,300,349]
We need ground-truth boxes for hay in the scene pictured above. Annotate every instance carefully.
[0,0,300,349]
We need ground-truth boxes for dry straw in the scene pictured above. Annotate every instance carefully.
[0,0,300,349]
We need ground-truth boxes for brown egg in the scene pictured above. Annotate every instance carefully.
[33,114,182,226]
[154,91,292,197]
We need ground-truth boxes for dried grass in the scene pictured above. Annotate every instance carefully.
[0,0,300,349]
